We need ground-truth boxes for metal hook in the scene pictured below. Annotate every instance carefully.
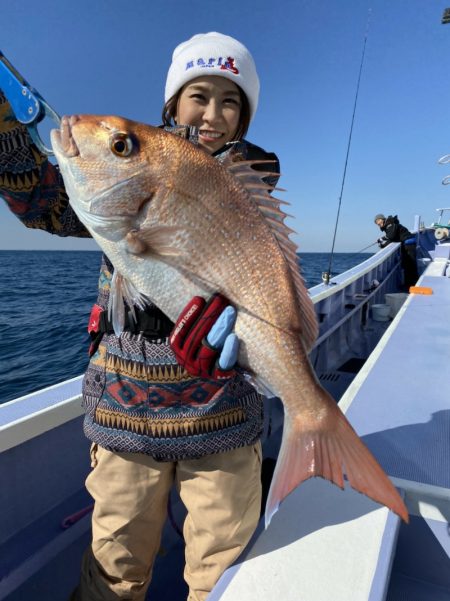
[26,95,61,155]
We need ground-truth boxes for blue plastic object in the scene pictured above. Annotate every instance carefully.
[218,333,239,370]
[0,50,60,155]
[206,306,239,370]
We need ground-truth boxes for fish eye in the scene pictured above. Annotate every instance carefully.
[110,133,134,157]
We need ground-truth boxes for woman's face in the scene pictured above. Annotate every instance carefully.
[175,75,242,154]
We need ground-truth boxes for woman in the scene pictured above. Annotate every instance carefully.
[0,32,279,601]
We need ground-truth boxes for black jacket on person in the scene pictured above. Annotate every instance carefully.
[378,215,418,288]
[378,215,413,247]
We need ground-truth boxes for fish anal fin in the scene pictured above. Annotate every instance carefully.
[265,401,409,529]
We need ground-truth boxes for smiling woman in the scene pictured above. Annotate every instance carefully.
[175,76,242,154]
[162,31,258,152]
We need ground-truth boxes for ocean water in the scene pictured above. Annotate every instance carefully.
[0,250,371,404]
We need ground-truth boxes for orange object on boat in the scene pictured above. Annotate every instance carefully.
[409,286,433,295]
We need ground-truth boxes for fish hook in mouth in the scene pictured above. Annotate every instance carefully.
[55,115,80,157]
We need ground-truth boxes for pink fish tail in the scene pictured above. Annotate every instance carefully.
[264,401,409,529]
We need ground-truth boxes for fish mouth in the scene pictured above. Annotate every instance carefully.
[51,115,80,158]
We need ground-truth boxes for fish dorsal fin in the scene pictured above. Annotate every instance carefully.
[225,157,319,351]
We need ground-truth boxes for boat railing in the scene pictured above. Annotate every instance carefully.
[309,243,403,376]
[0,374,83,453]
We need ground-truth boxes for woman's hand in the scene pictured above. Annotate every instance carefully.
[170,293,239,379]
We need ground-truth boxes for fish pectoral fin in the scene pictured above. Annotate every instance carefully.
[125,230,148,255]
[265,397,409,529]
[125,226,182,257]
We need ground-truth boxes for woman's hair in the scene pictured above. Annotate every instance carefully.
[161,84,251,142]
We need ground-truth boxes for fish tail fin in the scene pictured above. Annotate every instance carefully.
[265,400,408,528]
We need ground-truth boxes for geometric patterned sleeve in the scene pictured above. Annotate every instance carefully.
[0,90,91,238]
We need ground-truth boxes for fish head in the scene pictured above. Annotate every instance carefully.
[50,114,164,240]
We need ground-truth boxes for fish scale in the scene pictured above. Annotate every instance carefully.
[51,114,409,527]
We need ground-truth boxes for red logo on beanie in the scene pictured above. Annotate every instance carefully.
[220,57,239,75]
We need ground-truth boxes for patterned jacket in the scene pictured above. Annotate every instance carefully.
[0,92,279,460]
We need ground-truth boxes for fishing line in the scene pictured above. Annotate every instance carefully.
[323,9,372,285]
[344,240,379,261]
[324,240,379,278]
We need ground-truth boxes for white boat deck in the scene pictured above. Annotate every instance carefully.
[209,248,450,601]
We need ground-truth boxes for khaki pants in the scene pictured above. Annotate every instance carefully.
[73,442,262,601]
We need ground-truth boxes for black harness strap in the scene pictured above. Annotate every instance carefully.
[98,306,174,338]
[88,306,174,356]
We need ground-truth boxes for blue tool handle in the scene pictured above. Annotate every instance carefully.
[0,50,60,155]
[0,51,41,124]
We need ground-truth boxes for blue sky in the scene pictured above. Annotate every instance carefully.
[0,0,449,252]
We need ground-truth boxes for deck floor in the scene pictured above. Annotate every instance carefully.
[344,274,450,490]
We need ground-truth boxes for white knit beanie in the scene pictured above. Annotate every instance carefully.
[165,32,260,121]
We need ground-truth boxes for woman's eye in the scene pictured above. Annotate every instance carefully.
[110,133,134,157]
[190,93,206,101]
[224,98,240,106]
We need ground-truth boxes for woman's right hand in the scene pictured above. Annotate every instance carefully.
[170,293,239,380]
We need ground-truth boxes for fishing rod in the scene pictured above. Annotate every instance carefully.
[320,241,378,282]
[322,10,372,286]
